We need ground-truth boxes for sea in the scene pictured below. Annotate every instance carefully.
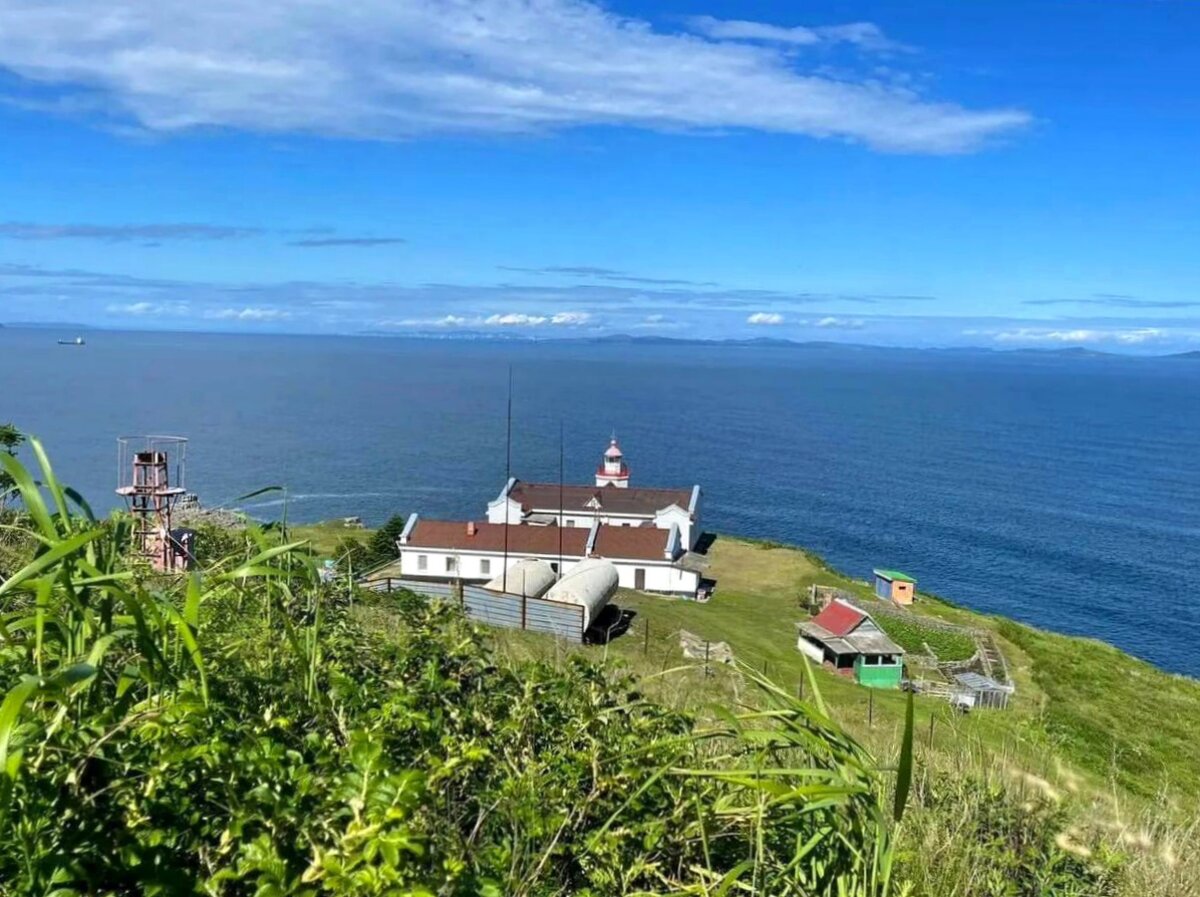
[3,327,1200,677]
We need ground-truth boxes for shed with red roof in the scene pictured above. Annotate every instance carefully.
[796,599,905,689]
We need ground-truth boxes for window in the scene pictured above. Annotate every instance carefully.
[565,519,575,527]
[480,559,491,575]
[446,556,457,573]
[417,555,427,571]
[550,562,559,573]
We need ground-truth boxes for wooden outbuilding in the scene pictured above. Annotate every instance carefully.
[796,599,905,689]
[873,569,917,606]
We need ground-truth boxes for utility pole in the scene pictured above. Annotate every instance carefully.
[502,365,512,593]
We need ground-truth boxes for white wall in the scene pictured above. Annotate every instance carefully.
[654,505,693,548]
[400,548,567,582]
[398,547,698,595]
[613,561,698,594]
[797,636,826,663]
[485,495,523,525]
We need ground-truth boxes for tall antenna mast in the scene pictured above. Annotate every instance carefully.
[558,418,564,579]
[502,365,512,592]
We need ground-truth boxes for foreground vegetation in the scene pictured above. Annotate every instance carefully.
[1,438,1196,895]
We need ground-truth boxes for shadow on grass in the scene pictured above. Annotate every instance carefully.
[586,605,637,644]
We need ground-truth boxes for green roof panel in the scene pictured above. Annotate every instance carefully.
[873,569,916,583]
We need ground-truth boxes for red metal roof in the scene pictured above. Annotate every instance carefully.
[405,519,670,562]
[593,525,668,561]
[810,600,866,637]
[407,520,590,556]
[510,481,691,516]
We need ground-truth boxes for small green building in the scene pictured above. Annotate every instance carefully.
[796,599,905,689]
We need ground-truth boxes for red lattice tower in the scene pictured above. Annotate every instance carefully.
[116,435,188,572]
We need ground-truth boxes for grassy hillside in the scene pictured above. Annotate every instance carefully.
[4,426,1198,897]
[475,536,1200,807]
[320,518,1200,804]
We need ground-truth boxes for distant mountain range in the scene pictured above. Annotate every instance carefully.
[3,321,96,330]
[357,330,1200,358]
[5,321,1198,359]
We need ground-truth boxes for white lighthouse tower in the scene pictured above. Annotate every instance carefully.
[596,436,630,488]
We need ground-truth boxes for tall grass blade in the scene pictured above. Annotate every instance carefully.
[217,541,307,581]
[29,438,70,526]
[233,486,285,502]
[892,691,914,824]
[162,604,208,705]
[0,528,104,597]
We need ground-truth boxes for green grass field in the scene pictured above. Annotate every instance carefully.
[483,535,1200,807]
[291,519,370,556]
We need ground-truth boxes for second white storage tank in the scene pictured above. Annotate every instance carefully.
[543,558,619,630]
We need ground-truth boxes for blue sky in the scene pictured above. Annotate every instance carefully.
[1,0,1198,351]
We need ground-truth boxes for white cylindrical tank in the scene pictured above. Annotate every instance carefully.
[483,557,556,599]
[543,558,618,630]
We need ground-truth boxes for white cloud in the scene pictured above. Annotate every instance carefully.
[687,17,902,51]
[385,310,590,328]
[550,311,590,325]
[204,306,291,321]
[813,316,865,329]
[105,300,188,316]
[991,327,1168,345]
[0,0,1028,153]
[486,313,547,326]
[1115,328,1165,344]
[747,312,784,325]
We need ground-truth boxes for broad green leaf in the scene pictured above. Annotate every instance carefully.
[0,452,55,539]
[0,676,40,775]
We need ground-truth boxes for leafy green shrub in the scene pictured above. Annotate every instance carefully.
[363,514,409,569]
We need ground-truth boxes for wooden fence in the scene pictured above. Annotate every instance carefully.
[361,577,586,642]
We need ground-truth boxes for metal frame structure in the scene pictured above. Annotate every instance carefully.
[116,435,188,571]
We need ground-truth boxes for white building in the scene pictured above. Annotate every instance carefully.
[395,514,704,595]
[487,438,703,549]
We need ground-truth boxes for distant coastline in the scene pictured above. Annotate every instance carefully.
[7,321,1200,359]
[3,321,95,331]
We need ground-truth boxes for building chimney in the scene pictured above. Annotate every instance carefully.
[466,521,477,537]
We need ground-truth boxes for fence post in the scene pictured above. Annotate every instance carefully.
[521,593,528,630]
[643,618,650,655]
[868,690,874,727]
[704,640,711,677]
[927,712,936,748]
